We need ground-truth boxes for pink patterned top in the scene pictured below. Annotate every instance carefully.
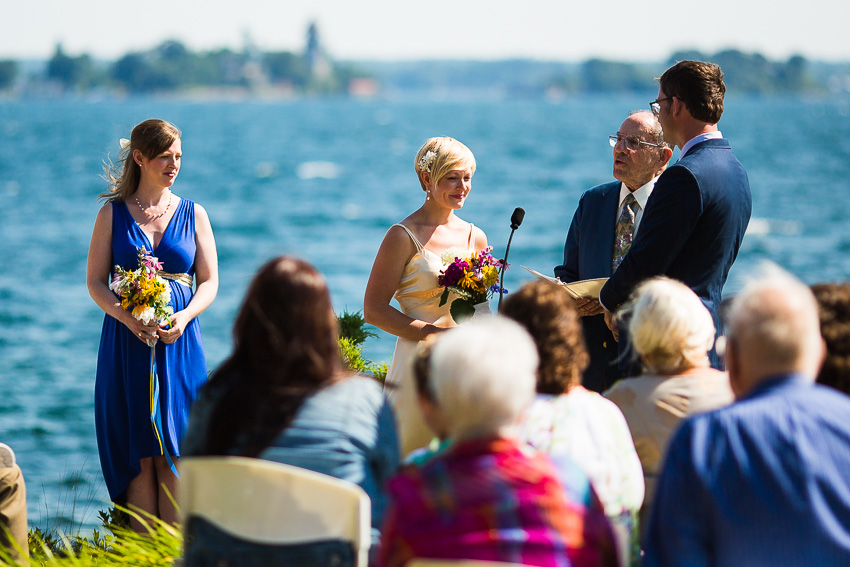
[378,436,618,567]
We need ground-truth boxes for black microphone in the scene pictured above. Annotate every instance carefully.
[510,207,525,230]
[498,207,525,311]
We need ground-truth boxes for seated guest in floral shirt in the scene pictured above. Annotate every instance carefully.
[502,280,644,567]
[378,318,618,567]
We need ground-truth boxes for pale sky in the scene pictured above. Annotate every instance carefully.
[4,0,849,62]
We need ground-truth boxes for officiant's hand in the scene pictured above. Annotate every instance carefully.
[603,308,619,342]
[575,298,603,318]
[158,312,188,344]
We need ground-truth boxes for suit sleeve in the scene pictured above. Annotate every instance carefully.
[599,165,702,310]
[643,420,712,567]
[554,195,584,282]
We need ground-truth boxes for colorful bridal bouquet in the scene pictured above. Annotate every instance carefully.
[110,247,173,346]
[438,246,506,323]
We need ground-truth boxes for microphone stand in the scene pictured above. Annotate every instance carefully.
[498,208,524,311]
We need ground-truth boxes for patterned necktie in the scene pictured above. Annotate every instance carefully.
[612,192,638,271]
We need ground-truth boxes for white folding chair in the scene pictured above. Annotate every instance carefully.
[179,456,371,567]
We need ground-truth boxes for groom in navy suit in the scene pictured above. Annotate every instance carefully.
[600,60,752,369]
[555,111,673,392]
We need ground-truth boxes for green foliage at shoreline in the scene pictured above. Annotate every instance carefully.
[338,310,387,382]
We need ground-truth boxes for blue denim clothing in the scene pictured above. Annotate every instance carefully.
[184,376,400,539]
[645,374,850,567]
[258,377,400,534]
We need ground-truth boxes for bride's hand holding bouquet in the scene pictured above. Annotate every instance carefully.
[438,246,505,323]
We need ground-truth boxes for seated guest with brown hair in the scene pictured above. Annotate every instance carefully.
[811,282,850,395]
[183,257,400,553]
[604,277,733,524]
[378,318,618,567]
[402,339,451,467]
[501,280,644,566]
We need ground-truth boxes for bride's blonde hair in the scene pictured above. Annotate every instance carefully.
[414,137,476,192]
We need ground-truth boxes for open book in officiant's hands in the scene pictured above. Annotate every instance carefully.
[521,266,608,300]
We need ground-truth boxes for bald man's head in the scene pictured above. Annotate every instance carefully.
[726,263,824,397]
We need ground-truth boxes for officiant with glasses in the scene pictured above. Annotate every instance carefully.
[555,111,672,392]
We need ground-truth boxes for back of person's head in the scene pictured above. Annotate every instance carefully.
[658,60,725,124]
[500,280,588,394]
[811,282,850,395]
[726,263,823,393]
[429,318,538,440]
[199,256,341,456]
[414,136,476,191]
[233,256,339,371]
[626,277,715,375]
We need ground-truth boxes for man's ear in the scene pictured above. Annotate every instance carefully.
[671,96,686,118]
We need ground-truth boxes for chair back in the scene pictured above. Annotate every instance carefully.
[180,456,371,567]
[407,560,534,567]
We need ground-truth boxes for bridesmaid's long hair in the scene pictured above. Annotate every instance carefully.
[196,256,342,457]
[100,119,181,202]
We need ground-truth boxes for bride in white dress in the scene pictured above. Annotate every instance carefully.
[364,137,490,456]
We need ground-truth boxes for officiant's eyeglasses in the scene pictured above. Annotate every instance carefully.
[650,96,674,115]
[609,134,665,151]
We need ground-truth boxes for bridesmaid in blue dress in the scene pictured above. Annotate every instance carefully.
[86,119,218,530]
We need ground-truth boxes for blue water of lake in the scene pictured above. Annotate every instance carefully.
[0,93,848,532]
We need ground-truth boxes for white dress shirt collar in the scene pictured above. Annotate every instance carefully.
[619,177,655,211]
[679,130,723,159]
[617,175,659,236]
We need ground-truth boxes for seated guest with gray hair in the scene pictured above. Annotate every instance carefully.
[644,264,850,566]
[604,277,733,525]
[378,318,618,567]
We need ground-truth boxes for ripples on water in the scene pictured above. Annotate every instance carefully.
[0,95,848,531]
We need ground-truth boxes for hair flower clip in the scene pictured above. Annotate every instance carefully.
[119,138,130,150]
[418,150,437,173]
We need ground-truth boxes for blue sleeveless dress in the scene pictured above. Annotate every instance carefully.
[94,198,208,502]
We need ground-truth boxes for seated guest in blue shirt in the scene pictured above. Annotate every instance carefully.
[183,256,400,545]
[644,263,850,567]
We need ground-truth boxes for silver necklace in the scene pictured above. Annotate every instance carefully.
[134,193,173,221]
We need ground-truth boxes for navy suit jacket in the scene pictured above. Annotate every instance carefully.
[599,138,752,368]
[554,181,623,392]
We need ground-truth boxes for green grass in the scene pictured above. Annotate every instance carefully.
[0,506,181,566]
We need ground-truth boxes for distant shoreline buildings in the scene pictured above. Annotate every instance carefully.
[0,25,848,99]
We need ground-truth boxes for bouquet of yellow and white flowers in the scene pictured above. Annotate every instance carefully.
[438,246,506,323]
[110,247,173,346]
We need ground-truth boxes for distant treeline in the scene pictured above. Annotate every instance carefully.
[363,50,824,96]
[0,43,841,96]
[1,41,364,95]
